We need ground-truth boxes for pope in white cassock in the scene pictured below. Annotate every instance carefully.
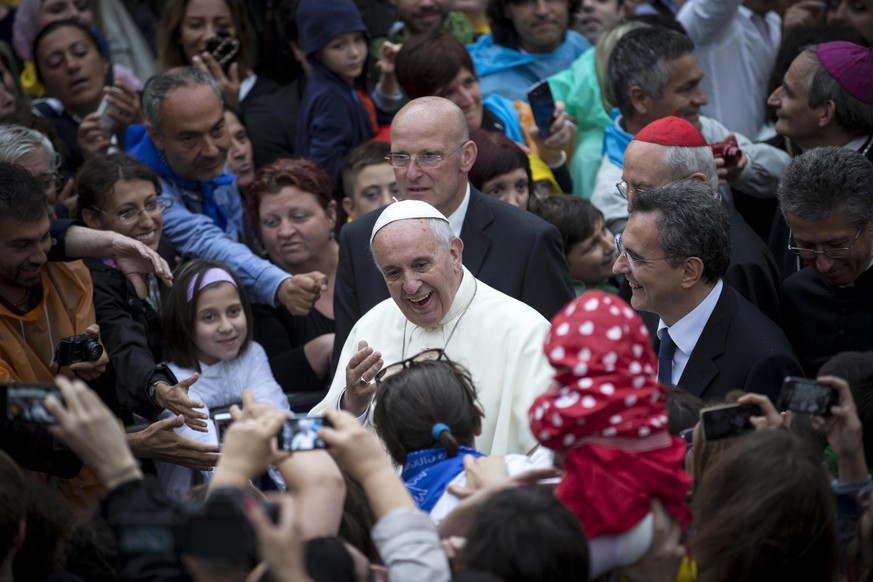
[310,200,554,455]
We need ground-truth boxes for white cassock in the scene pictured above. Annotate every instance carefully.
[311,267,553,456]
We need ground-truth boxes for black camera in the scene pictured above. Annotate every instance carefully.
[55,333,103,367]
[114,488,278,565]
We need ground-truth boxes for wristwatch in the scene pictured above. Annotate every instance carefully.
[147,363,177,406]
[147,380,161,405]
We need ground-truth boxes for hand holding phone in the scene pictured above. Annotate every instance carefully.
[94,87,124,132]
[205,30,240,74]
[700,403,762,441]
[778,376,837,416]
[214,412,233,445]
[527,79,556,139]
[277,416,331,452]
[1,383,63,424]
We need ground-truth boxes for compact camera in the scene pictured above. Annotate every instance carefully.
[55,333,103,367]
[710,140,743,167]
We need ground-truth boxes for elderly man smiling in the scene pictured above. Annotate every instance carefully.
[311,200,552,456]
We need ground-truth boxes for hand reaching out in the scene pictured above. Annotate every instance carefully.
[277,272,327,316]
[154,373,209,432]
[127,415,220,471]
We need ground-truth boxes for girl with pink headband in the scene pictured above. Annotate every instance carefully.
[155,259,290,499]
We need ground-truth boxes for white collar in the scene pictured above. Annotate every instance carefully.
[658,279,723,356]
[446,183,471,238]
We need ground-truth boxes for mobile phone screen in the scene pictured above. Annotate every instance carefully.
[3,384,62,424]
[527,80,556,139]
[214,413,233,445]
[277,416,330,452]
[778,377,835,416]
[701,404,760,441]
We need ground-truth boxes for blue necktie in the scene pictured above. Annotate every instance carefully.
[658,329,676,385]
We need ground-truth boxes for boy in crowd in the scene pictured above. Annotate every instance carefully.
[530,195,617,295]
[341,140,397,222]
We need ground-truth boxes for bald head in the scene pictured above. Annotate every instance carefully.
[388,97,478,217]
[392,97,470,144]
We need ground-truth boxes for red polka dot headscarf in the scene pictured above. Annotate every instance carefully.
[535,291,669,443]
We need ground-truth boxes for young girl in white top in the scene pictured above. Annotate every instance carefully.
[155,259,290,499]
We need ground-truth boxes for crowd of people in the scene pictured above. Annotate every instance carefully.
[0,0,872,580]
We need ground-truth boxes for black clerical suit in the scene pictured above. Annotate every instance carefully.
[783,265,873,377]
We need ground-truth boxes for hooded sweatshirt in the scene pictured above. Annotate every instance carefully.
[295,0,375,197]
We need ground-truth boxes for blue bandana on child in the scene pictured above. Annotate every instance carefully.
[401,446,485,512]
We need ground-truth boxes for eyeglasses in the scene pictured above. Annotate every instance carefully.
[385,144,465,169]
[92,198,172,226]
[374,348,448,384]
[615,180,634,200]
[615,179,655,200]
[614,232,679,271]
[787,226,863,260]
[37,172,63,194]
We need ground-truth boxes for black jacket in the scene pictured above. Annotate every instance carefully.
[86,236,180,420]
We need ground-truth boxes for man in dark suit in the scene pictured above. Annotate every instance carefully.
[333,96,574,369]
[617,116,783,325]
[613,180,801,402]
[778,147,873,377]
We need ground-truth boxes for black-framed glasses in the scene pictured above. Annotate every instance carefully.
[385,144,465,169]
[374,348,448,384]
[787,226,863,260]
[91,198,172,226]
[614,232,680,271]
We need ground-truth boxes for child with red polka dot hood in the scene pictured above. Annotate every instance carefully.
[529,291,690,577]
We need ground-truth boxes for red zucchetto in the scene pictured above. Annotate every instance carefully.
[633,115,707,147]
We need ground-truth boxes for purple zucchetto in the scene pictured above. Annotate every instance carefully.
[816,41,873,105]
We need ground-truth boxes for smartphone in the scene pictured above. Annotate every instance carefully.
[1,384,63,424]
[778,376,837,416]
[277,416,330,452]
[700,403,761,441]
[527,79,556,139]
[213,412,233,445]
[95,87,123,131]
[205,30,240,73]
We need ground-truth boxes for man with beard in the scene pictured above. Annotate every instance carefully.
[0,163,108,384]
